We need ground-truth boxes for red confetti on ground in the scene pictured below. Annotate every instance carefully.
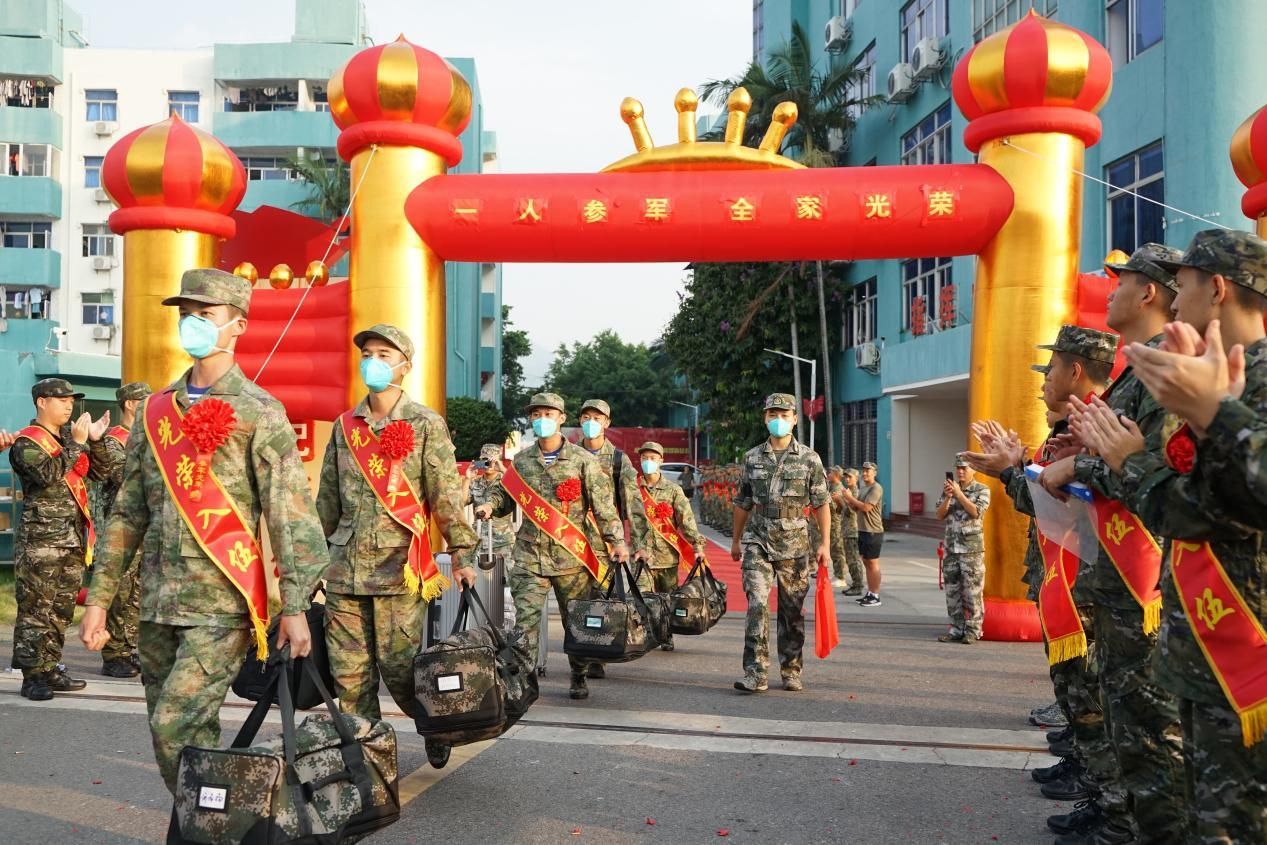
[848,695,856,700]
[831,777,841,782]
[848,759,858,766]
[646,819,656,826]
[717,830,730,837]
[92,780,102,785]
[571,829,581,836]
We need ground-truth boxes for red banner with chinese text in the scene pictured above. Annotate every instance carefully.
[500,465,606,582]
[638,484,697,570]
[1037,529,1086,666]
[1090,495,1163,633]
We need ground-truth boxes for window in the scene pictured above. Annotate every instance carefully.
[901,0,948,63]
[82,224,115,257]
[846,43,876,120]
[168,91,199,122]
[2,143,51,177]
[1,221,52,249]
[842,399,878,468]
[82,290,115,325]
[86,89,118,122]
[753,0,765,60]
[242,156,294,181]
[310,84,330,113]
[901,103,952,166]
[84,155,103,188]
[901,256,953,334]
[973,0,1057,42]
[1107,0,1162,64]
[1106,142,1164,255]
[844,278,877,348]
[1,79,53,108]
[3,287,36,318]
[223,85,299,113]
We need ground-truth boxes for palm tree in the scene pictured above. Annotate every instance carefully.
[286,153,350,224]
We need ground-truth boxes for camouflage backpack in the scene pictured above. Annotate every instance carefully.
[171,659,399,845]
[670,558,728,635]
[412,586,538,750]
[564,560,658,663]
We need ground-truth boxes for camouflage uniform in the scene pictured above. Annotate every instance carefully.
[467,443,515,563]
[11,380,116,682]
[938,462,990,640]
[483,393,624,678]
[316,324,477,722]
[636,441,706,594]
[733,394,830,688]
[826,469,847,584]
[1115,230,1267,843]
[579,399,651,571]
[98,381,153,668]
[87,269,329,794]
[840,470,863,590]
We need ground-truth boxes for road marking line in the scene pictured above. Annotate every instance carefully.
[396,740,495,805]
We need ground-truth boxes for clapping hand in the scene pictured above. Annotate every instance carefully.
[70,413,91,444]
[1074,398,1145,473]
[961,419,1027,477]
[88,410,110,442]
[1127,320,1245,436]
[0,430,15,451]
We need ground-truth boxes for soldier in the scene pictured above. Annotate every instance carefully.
[98,381,153,678]
[1074,229,1267,843]
[935,456,990,644]
[841,462,884,606]
[316,324,478,739]
[839,468,864,596]
[473,392,628,701]
[635,440,707,651]
[730,393,831,693]
[825,466,847,589]
[11,378,113,701]
[80,268,329,796]
[465,443,515,567]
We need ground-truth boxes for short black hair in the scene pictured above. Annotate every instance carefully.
[1054,350,1114,386]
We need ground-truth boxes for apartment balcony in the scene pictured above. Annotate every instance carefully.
[0,35,62,82]
[213,109,338,152]
[479,291,497,321]
[0,247,60,287]
[239,179,312,214]
[213,42,355,87]
[0,175,61,219]
[0,105,61,146]
[478,345,495,374]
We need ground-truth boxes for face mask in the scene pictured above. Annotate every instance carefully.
[532,417,558,438]
[641,459,660,475]
[580,419,603,439]
[360,358,406,393]
[767,418,793,438]
[178,314,240,360]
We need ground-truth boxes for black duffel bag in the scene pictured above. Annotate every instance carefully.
[631,561,673,646]
[169,657,399,844]
[232,589,333,711]
[564,559,657,662]
[669,558,728,635]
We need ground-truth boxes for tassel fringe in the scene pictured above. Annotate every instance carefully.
[1240,702,1267,748]
[404,561,450,602]
[1047,631,1088,666]
[1143,598,1161,635]
[249,609,270,662]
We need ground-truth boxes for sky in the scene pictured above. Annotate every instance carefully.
[70,0,754,385]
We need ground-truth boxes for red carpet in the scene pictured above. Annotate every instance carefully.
[696,537,773,612]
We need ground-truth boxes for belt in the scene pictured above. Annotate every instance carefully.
[758,503,806,520]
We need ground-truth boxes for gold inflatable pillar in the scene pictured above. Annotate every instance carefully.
[103,114,246,390]
[329,36,473,412]
[1230,105,1267,238]
[952,12,1113,630]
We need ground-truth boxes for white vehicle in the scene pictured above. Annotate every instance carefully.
[658,462,700,487]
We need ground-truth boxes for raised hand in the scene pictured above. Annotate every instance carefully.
[1127,319,1242,434]
[70,412,91,445]
[88,410,111,442]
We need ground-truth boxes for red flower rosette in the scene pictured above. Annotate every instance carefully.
[654,501,674,522]
[555,478,582,511]
[380,420,416,493]
[72,452,90,478]
[181,398,236,501]
[1164,422,1196,474]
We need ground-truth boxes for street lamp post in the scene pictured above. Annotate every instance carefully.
[670,400,700,466]
[763,347,817,451]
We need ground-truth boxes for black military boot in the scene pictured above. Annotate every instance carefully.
[569,672,589,700]
[21,673,54,701]
[586,663,605,679]
[1041,770,1091,801]
[102,659,140,678]
[1049,735,1075,757]
[1047,799,1103,835]
[1032,755,1080,784]
[425,739,451,769]
[1088,821,1135,844]
[1046,725,1073,744]
[47,669,87,691]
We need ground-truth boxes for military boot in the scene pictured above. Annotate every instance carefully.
[102,659,140,678]
[1047,799,1103,835]
[1032,755,1080,784]
[782,673,803,692]
[586,663,605,679]
[21,673,54,702]
[569,672,589,700]
[1041,771,1091,801]
[1046,725,1073,744]
[47,669,87,691]
[1049,735,1075,757]
[733,673,768,693]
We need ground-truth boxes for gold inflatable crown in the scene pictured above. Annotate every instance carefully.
[602,87,804,173]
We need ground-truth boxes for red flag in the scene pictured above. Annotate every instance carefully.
[814,563,839,658]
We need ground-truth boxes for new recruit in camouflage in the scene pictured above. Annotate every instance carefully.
[1032,324,1120,375]
[468,443,515,554]
[1104,242,1183,292]
[939,456,990,642]
[1153,227,1267,296]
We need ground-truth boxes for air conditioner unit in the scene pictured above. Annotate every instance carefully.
[887,63,916,103]
[824,15,851,52]
[93,120,118,136]
[91,324,115,339]
[854,341,880,372]
[911,37,944,80]
[90,255,117,271]
[93,188,110,203]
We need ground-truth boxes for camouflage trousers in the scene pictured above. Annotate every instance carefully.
[740,546,811,681]
[11,545,84,674]
[1179,695,1267,843]
[102,562,141,663]
[324,591,427,721]
[138,622,251,794]
[942,552,985,639]
[1049,607,1132,830]
[829,518,845,580]
[647,565,679,595]
[508,566,597,675]
[1094,603,1187,843]
[843,535,863,588]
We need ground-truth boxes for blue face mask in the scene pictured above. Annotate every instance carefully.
[580,419,603,439]
[360,358,405,393]
[179,314,240,360]
[532,417,558,438]
[641,459,660,475]
[767,418,793,438]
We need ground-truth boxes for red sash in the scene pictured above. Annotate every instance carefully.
[105,425,129,446]
[144,393,270,659]
[1172,541,1267,746]
[1037,528,1086,665]
[338,412,446,600]
[638,482,696,571]
[17,426,95,567]
[1090,495,1163,633]
[501,464,606,581]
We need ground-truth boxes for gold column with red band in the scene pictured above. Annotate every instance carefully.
[16,427,95,567]
[500,466,607,582]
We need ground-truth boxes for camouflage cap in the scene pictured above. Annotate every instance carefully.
[637,440,665,457]
[580,398,611,417]
[526,391,566,413]
[827,465,844,476]
[161,268,254,315]
[116,381,152,403]
[479,443,503,461]
[32,378,83,401]
[352,323,415,360]
[1036,325,1119,365]
[1104,242,1183,292]
[861,461,878,470]
[1154,228,1267,297]
[844,467,859,478]
[954,455,970,468]
[763,392,797,411]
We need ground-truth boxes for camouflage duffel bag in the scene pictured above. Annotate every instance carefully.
[170,658,399,845]
[564,560,657,663]
[669,558,728,635]
[632,562,673,645]
[413,586,538,747]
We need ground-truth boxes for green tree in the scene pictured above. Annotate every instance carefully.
[500,304,534,421]
[286,153,351,223]
[445,396,512,461]
[543,331,681,427]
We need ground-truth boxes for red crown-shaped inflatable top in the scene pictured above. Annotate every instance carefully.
[1230,106,1267,219]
